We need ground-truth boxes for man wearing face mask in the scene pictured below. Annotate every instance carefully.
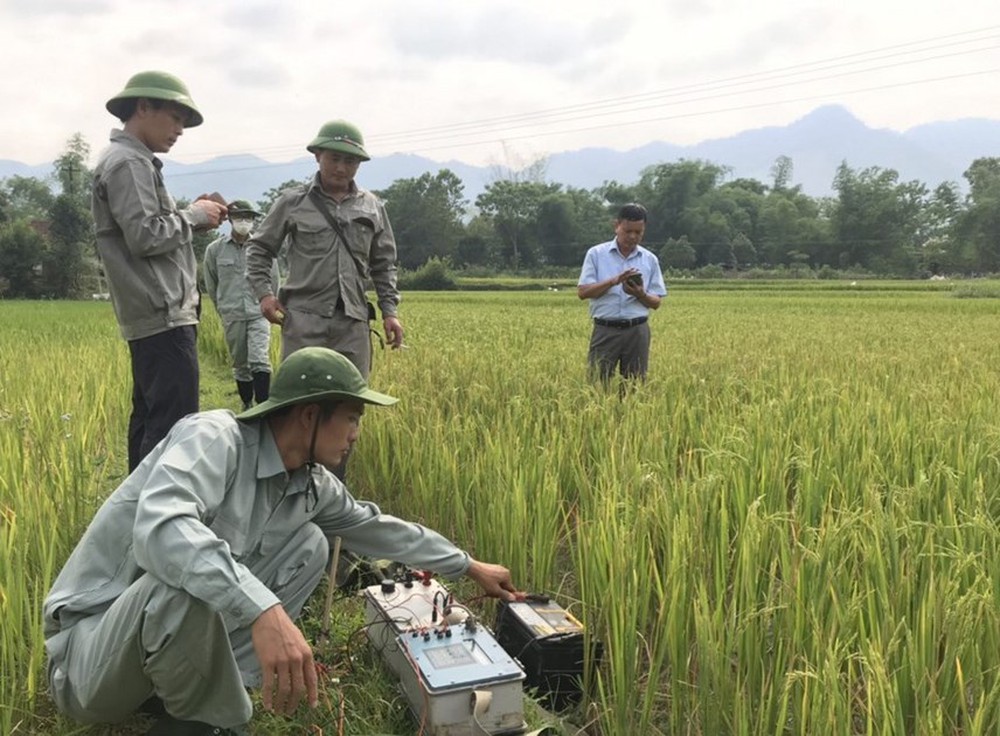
[204,200,280,410]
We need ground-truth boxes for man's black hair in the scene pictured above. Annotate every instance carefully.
[114,97,166,124]
[316,398,343,421]
[617,203,648,222]
[267,398,342,421]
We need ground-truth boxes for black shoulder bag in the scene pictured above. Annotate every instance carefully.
[307,189,384,350]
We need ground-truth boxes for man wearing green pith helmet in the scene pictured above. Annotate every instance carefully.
[204,200,280,410]
[44,347,522,736]
[93,70,228,472]
[245,119,405,378]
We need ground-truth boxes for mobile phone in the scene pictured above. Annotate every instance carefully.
[626,273,643,287]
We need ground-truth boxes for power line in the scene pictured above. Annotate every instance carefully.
[185,24,1000,161]
[363,45,1000,149]
[421,67,1000,153]
[165,26,1000,177]
[167,65,999,179]
[369,31,1000,145]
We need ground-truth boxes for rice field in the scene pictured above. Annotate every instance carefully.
[4,282,1000,734]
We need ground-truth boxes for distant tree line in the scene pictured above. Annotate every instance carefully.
[3,136,1000,299]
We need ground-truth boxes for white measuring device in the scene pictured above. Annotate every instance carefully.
[363,576,528,735]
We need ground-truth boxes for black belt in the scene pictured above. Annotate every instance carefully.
[594,316,647,329]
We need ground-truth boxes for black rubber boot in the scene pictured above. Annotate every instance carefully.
[252,371,270,404]
[236,380,254,410]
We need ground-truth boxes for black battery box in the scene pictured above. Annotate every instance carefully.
[494,597,603,712]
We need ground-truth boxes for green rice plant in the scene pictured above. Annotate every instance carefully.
[325,288,1000,734]
[0,302,130,734]
[10,284,1000,734]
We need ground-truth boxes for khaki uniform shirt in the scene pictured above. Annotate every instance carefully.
[91,129,208,341]
[244,175,400,322]
[43,410,470,639]
[204,235,279,322]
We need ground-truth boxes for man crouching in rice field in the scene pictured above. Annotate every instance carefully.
[43,347,522,735]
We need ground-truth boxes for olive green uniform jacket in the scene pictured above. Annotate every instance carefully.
[91,129,213,341]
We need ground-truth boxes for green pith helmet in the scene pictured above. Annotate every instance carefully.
[227,199,261,217]
[236,347,397,421]
[306,119,370,160]
[105,70,204,128]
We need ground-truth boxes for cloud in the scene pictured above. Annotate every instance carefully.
[386,6,620,68]
[220,2,293,32]
[3,0,109,17]
[650,9,838,80]
[663,0,721,20]
[226,62,292,89]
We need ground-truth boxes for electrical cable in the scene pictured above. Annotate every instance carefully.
[170,25,1000,167]
[344,618,407,675]
[367,25,1000,143]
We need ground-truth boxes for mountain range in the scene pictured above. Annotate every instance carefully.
[4,105,1000,206]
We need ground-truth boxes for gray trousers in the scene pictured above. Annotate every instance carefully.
[587,321,652,382]
[46,524,328,729]
[280,307,371,378]
[223,316,273,382]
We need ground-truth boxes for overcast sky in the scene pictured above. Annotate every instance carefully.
[2,0,999,169]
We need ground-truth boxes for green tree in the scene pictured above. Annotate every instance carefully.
[475,180,558,270]
[955,157,1000,272]
[52,133,92,204]
[0,175,54,222]
[40,135,96,297]
[831,163,928,274]
[920,182,963,274]
[658,236,696,270]
[375,170,467,270]
[708,179,767,265]
[456,215,500,268]
[757,189,830,267]
[693,210,736,267]
[730,232,757,269]
[44,195,90,297]
[534,187,608,267]
[256,177,311,214]
[0,220,46,297]
[613,159,729,244]
[770,155,794,192]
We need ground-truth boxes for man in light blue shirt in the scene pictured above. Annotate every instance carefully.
[577,203,667,384]
[43,347,521,735]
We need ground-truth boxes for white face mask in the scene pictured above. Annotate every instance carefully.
[231,219,253,236]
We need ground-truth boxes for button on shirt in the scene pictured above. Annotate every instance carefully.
[43,410,470,638]
[578,240,667,320]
